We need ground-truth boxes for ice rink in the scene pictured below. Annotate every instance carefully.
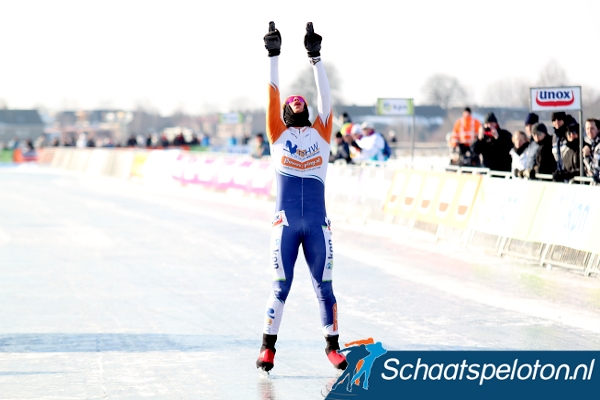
[1,165,600,399]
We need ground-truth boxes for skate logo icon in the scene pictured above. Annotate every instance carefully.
[326,338,387,398]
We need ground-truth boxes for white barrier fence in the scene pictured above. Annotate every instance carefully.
[38,148,599,277]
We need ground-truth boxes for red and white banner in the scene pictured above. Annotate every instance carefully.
[530,86,581,111]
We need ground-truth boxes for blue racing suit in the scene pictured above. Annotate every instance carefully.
[262,55,338,336]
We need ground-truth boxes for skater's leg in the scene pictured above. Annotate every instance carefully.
[303,221,338,336]
[257,217,300,371]
[303,221,347,370]
[262,222,300,335]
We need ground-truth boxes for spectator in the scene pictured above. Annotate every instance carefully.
[241,133,251,145]
[190,133,200,145]
[388,130,398,143]
[145,134,153,148]
[553,121,581,182]
[471,112,512,172]
[160,133,169,148]
[353,121,385,162]
[341,112,352,124]
[126,134,138,147]
[200,134,210,147]
[510,131,536,177]
[551,111,570,170]
[524,113,539,140]
[524,123,557,179]
[524,113,540,159]
[251,133,270,158]
[329,132,352,164]
[342,125,361,160]
[583,118,600,182]
[173,132,185,146]
[448,107,482,166]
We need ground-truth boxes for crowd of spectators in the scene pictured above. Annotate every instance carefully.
[448,107,600,184]
[329,113,393,164]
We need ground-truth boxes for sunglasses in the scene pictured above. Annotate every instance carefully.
[284,96,306,105]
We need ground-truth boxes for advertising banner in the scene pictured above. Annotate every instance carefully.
[469,178,546,240]
[527,183,600,253]
[376,98,414,116]
[130,151,149,178]
[324,341,599,400]
[383,170,481,228]
[530,86,582,111]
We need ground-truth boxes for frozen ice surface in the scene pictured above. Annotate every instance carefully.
[0,165,599,399]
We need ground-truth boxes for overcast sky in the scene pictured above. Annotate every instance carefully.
[1,0,599,115]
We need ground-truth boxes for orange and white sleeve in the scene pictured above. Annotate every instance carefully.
[311,60,332,144]
[267,56,287,144]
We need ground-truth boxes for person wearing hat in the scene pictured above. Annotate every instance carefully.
[258,21,348,373]
[523,123,557,179]
[524,113,539,141]
[471,112,513,172]
[251,132,271,159]
[329,131,352,164]
[448,107,482,165]
[583,119,600,182]
[509,131,535,177]
[551,111,571,170]
[352,121,386,162]
[553,120,581,182]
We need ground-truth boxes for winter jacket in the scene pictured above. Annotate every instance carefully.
[471,128,513,172]
[534,134,557,175]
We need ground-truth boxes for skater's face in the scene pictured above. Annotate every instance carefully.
[285,96,306,113]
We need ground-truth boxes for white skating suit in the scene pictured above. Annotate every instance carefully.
[262,55,338,337]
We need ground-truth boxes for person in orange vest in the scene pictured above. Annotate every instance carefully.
[448,107,482,166]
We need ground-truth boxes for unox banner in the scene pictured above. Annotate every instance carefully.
[324,340,599,399]
[530,86,582,111]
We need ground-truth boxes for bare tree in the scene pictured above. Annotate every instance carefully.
[287,63,343,114]
[583,87,600,119]
[483,78,530,108]
[229,96,257,112]
[536,60,568,87]
[421,74,468,109]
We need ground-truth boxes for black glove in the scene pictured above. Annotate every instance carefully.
[304,22,321,58]
[264,21,281,57]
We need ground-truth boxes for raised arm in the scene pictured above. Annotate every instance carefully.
[305,22,332,143]
[264,21,286,144]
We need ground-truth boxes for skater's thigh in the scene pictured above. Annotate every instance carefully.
[270,220,302,282]
[301,222,332,284]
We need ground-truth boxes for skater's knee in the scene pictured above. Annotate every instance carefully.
[272,281,292,302]
[315,281,334,301]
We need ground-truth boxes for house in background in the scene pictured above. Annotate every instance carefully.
[0,109,44,143]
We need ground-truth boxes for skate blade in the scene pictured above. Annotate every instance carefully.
[258,369,271,379]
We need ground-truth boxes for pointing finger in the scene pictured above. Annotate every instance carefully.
[306,22,314,35]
